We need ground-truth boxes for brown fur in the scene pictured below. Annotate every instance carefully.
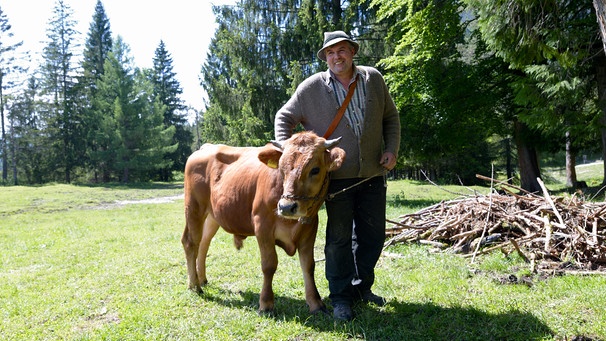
[181,131,345,313]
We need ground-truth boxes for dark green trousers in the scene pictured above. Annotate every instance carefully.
[324,176,386,305]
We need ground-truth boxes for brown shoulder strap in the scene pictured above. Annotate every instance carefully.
[323,78,358,138]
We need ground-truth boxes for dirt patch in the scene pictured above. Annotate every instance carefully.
[93,195,184,210]
[74,305,121,333]
[115,195,184,205]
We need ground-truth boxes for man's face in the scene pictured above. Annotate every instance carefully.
[324,41,355,77]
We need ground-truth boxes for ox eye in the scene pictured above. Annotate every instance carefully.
[310,167,320,176]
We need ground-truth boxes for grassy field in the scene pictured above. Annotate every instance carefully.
[544,161,604,189]
[1,164,605,340]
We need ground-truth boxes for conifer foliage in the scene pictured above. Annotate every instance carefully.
[151,40,191,180]
[1,0,605,188]
[0,0,184,184]
[0,6,25,184]
[39,0,82,183]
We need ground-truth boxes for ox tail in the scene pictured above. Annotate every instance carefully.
[233,235,247,250]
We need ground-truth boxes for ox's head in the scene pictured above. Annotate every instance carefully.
[258,131,345,220]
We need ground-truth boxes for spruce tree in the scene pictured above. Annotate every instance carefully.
[80,0,113,181]
[463,0,602,189]
[151,40,191,179]
[95,37,176,182]
[132,68,177,182]
[39,0,82,183]
[81,0,112,85]
[6,75,43,184]
[200,0,385,146]
[0,5,26,183]
[92,36,132,182]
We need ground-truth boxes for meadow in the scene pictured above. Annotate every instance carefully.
[1,162,605,340]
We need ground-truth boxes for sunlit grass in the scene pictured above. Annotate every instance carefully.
[1,166,604,340]
[545,161,603,185]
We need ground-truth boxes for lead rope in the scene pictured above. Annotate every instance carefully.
[326,169,388,200]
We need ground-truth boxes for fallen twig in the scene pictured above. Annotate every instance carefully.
[384,176,606,272]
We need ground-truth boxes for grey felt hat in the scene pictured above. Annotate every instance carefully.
[316,31,359,61]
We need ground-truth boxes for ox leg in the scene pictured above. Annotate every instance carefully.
[197,217,220,286]
[297,221,326,314]
[257,237,278,313]
[182,205,205,293]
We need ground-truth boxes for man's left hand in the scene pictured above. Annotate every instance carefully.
[380,152,396,170]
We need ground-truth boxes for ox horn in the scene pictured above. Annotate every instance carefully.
[271,140,284,150]
[324,136,342,149]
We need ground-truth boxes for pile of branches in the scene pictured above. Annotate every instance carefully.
[384,176,606,272]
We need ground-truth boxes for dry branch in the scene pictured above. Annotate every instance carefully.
[384,177,606,272]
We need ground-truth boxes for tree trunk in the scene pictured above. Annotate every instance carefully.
[505,137,513,184]
[595,51,606,186]
[565,131,578,188]
[330,0,343,26]
[0,76,7,182]
[593,0,606,185]
[594,0,606,53]
[513,121,542,193]
[11,126,17,185]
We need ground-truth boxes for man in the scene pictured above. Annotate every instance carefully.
[274,30,400,321]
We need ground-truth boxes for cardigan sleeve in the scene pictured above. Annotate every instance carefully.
[381,77,401,157]
[274,93,302,142]
[274,73,335,141]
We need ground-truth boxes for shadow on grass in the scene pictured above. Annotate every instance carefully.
[549,184,606,200]
[76,181,183,190]
[388,198,443,211]
[200,288,554,340]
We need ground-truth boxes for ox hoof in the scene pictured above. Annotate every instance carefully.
[257,308,276,317]
[310,305,329,316]
[188,285,203,295]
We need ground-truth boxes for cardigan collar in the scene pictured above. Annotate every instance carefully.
[324,65,365,89]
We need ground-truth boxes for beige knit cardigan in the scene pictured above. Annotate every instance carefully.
[274,66,401,180]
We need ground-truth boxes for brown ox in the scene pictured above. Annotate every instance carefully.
[181,131,345,313]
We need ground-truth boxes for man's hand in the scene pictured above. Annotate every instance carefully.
[380,152,396,170]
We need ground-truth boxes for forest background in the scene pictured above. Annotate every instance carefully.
[1,0,606,193]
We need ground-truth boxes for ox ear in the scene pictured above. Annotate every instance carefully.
[326,146,346,172]
[259,144,282,169]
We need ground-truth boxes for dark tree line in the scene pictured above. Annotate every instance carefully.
[198,0,605,191]
[0,0,190,184]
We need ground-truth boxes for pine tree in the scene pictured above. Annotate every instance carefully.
[39,0,82,183]
[6,75,45,184]
[201,0,386,146]
[151,40,191,179]
[79,0,113,181]
[81,0,112,85]
[131,68,177,181]
[201,1,313,146]
[94,36,176,182]
[0,5,26,183]
[92,36,132,182]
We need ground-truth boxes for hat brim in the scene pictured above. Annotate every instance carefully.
[317,38,359,61]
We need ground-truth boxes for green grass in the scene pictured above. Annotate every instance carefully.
[1,170,605,340]
[545,161,603,186]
